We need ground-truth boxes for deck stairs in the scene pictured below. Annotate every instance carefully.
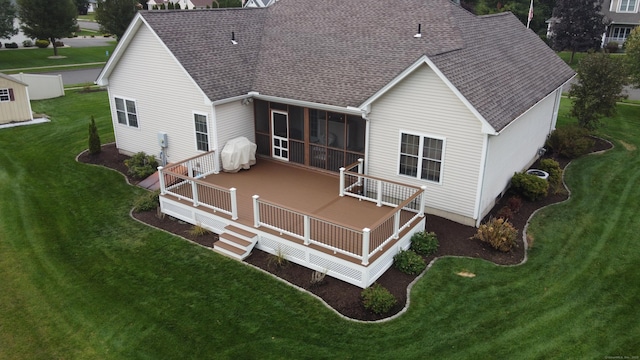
[214,225,258,260]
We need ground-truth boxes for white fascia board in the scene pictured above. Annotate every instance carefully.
[249,93,363,115]
[359,55,498,135]
[95,13,144,86]
[211,94,252,106]
[495,74,575,135]
[95,14,213,107]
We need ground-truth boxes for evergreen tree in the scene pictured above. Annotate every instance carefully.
[17,0,77,56]
[549,0,605,64]
[0,0,18,40]
[569,52,627,130]
[88,116,102,155]
[625,26,640,88]
[95,0,140,41]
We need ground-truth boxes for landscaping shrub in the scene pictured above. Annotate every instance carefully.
[35,39,50,48]
[606,41,619,53]
[88,116,101,155]
[361,283,397,314]
[4,42,18,49]
[472,217,518,252]
[507,196,523,213]
[393,250,426,275]
[133,190,160,212]
[539,158,563,193]
[410,231,439,256]
[22,39,34,47]
[546,125,594,159]
[510,172,548,201]
[124,152,159,179]
[496,206,513,221]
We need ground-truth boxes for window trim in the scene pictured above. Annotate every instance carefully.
[0,88,13,102]
[193,111,210,152]
[618,0,637,12]
[397,130,445,184]
[113,96,139,128]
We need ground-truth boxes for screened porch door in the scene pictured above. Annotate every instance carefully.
[271,110,289,161]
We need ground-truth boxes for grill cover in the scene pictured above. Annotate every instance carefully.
[221,136,257,173]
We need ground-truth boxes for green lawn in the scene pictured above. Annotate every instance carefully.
[0,45,115,73]
[0,92,637,359]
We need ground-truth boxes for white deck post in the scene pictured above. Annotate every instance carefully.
[393,211,400,239]
[191,180,199,207]
[357,158,364,187]
[303,215,310,245]
[252,195,260,228]
[376,180,383,207]
[339,167,345,197]
[230,187,238,220]
[362,228,370,265]
[157,166,165,195]
[187,161,194,178]
[419,185,427,217]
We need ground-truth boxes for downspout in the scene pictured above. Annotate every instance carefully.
[474,133,490,227]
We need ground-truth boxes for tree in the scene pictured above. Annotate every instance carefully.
[625,26,640,88]
[0,0,18,40]
[94,0,140,41]
[549,0,606,64]
[88,116,102,155]
[75,0,90,15]
[17,0,77,56]
[471,0,556,36]
[569,52,627,130]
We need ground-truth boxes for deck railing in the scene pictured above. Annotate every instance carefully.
[158,151,238,220]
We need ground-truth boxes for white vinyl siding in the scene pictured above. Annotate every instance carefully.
[367,64,484,222]
[107,24,213,164]
[215,100,255,150]
[194,113,209,151]
[0,78,31,124]
[480,87,560,220]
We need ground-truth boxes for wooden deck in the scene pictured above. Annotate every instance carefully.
[194,158,404,230]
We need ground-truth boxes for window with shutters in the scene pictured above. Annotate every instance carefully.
[0,88,12,102]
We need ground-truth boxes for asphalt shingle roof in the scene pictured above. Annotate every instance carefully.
[140,0,575,132]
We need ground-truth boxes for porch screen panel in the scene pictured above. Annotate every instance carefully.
[289,106,304,140]
[255,100,269,133]
[255,133,270,156]
[289,141,305,165]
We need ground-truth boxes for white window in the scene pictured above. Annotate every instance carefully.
[399,132,444,183]
[194,113,209,151]
[0,88,12,102]
[114,97,138,128]
[619,0,637,12]
[612,27,632,41]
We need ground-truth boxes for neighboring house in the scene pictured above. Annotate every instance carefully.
[0,73,33,125]
[602,0,640,46]
[243,0,277,7]
[96,0,574,288]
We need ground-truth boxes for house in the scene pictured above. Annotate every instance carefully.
[243,0,277,7]
[96,0,574,288]
[0,73,33,125]
[602,0,640,46]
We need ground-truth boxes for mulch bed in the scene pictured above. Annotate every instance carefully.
[77,138,612,321]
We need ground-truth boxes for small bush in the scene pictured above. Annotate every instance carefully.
[605,41,619,53]
[310,270,327,286]
[511,172,548,201]
[4,42,18,49]
[393,250,426,275]
[22,39,34,47]
[361,283,397,314]
[35,39,50,48]
[538,158,563,193]
[410,231,439,256]
[472,217,518,252]
[124,152,159,179]
[88,116,101,155]
[133,190,160,212]
[507,196,523,213]
[267,248,289,268]
[496,206,513,221]
[187,223,210,237]
[546,125,594,159]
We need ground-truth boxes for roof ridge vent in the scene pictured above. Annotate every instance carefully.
[413,24,422,38]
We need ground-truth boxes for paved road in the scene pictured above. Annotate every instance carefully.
[42,68,103,86]
[563,77,640,100]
